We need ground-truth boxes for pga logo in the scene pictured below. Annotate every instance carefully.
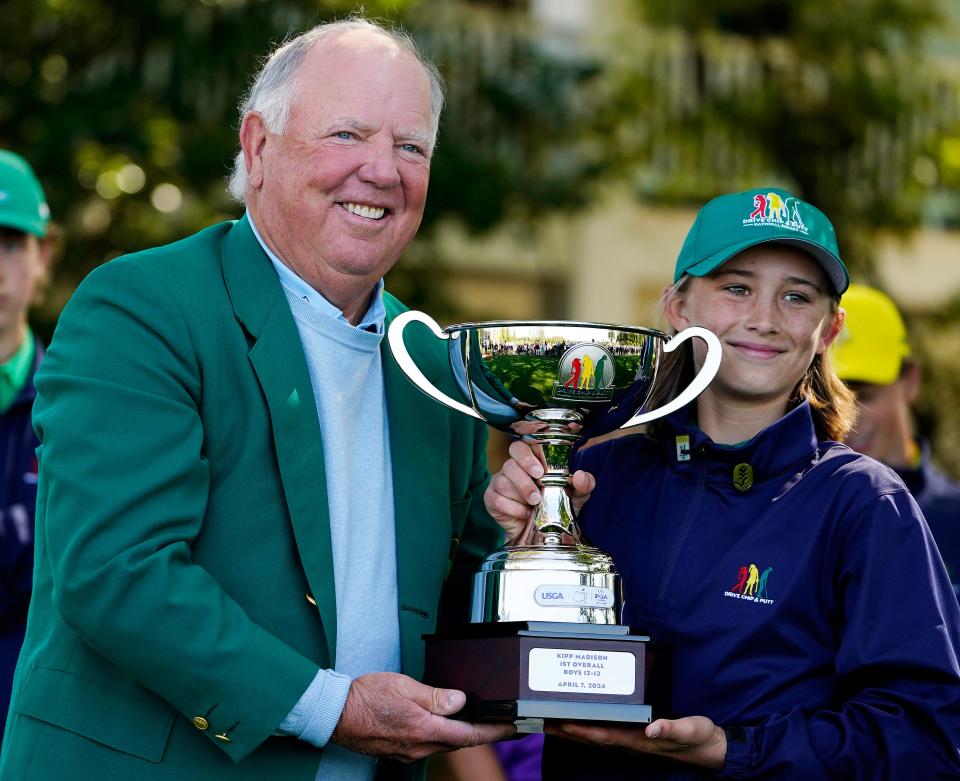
[592,589,613,607]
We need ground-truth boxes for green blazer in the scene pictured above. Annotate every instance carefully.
[0,218,499,780]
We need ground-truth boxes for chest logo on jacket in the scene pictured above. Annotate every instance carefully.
[732,463,753,491]
[724,562,774,605]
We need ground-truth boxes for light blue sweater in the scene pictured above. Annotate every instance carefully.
[250,216,399,781]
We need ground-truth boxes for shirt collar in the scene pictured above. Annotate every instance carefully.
[663,401,820,484]
[246,212,386,334]
[0,329,35,413]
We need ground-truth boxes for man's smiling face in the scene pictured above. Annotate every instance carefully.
[245,29,434,300]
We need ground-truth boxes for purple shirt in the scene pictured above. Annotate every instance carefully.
[494,733,543,781]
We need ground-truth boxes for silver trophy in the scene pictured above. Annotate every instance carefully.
[389,313,721,725]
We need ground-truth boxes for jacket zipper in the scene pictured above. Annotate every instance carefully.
[655,449,707,602]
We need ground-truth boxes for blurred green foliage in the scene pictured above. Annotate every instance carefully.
[624,0,956,272]
[620,0,960,473]
[0,0,608,329]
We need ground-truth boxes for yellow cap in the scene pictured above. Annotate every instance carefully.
[832,284,910,385]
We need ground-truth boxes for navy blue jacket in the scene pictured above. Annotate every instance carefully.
[0,336,42,737]
[545,402,960,780]
[895,450,960,596]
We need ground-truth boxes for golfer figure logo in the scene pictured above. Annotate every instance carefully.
[554,344,616,402]
[745,192,807,233]
[729,563,774,601]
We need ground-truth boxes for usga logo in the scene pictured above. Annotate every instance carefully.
[553,343,616,402]
[743,192,807,235]
[534,585,614,608]
[724,562,774,605]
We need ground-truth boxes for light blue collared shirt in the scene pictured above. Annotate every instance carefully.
[247,213,386,333]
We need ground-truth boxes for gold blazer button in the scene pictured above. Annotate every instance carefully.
[305,593,317,606]
[192,716,209,730]
[215,731,232,743]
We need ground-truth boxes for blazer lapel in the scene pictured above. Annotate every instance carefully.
[383,306,459,676]
[220,217,338,665]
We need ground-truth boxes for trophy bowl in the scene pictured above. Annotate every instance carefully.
[390,315,721,623]
[388,313,721,726]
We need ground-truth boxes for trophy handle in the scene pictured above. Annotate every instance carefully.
[387,310,482,420]
[618,326,722,429]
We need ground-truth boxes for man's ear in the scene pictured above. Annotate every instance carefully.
[901,361,921,405]
[239,113,269,190]
[817,307,845,354]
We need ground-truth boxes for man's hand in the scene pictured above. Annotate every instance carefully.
[330,672,515,762]
[483,440,595,541]
[545,716,727,770]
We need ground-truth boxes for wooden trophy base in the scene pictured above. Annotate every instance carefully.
[423,621,666,730]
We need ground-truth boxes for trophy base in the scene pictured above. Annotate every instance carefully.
[423,621,667,730]
[470,544,622,625]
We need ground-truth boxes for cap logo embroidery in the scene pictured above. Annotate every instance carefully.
[743,192,808,235]
[724,563,774,604]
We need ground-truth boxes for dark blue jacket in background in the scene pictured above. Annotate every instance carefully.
[0,337,42,738]
[895,448,960,597]
[545,402,960,780]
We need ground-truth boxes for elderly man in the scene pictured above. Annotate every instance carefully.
[0,19,512,781]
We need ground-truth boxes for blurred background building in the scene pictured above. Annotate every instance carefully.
[2,0,959,473]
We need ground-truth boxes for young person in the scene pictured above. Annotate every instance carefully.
[484,189,960,779]
[0,150,53,739]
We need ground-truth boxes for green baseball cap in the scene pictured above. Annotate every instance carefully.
[0,150,50,238]
[675,188,849,296]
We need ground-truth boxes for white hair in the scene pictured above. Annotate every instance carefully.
[227,18,445,202]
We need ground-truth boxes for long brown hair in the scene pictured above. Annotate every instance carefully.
[645,275,856,443]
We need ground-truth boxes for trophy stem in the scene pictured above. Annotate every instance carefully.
[512,436,584,547]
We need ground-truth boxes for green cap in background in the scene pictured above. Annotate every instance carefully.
[0,150,50,238]
[675,188,849,296]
